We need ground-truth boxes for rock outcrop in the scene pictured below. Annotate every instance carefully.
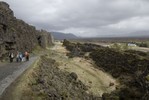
[37,30,54,48]
[0,2,53,60]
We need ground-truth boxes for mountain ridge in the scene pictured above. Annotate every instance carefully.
[50,32,78,40]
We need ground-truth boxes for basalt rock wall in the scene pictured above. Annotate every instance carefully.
[0,2,53,60]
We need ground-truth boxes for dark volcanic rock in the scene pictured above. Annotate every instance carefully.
[27,56,100,100]
[63,40,149,100]
[0,2,53,60]
[69,72,78,81]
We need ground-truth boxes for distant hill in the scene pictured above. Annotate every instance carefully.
[50,32,78,40]
[128,30,149,37]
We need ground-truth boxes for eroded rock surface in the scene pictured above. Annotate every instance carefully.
[0,2,53,60]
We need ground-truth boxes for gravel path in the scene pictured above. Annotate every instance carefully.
[0,56,38,96]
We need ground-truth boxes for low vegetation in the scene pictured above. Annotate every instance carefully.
[63,40,149,100]
[27,55,100,100]
[136,42,149,48]
[110,43,129,51]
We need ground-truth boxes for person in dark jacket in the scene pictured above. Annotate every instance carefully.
[9,52,14,63]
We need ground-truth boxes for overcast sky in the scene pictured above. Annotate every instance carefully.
[2,0,149,37]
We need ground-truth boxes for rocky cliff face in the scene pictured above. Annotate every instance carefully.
[37,30,54,48]
[0,2,53,60]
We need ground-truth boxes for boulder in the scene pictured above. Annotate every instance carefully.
[69,72,78,81]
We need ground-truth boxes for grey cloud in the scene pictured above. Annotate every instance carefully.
[3,0,149,37]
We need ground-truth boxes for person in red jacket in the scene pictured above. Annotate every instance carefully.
[25,51,29,61]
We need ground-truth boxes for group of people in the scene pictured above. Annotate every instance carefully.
[9,51,29,63]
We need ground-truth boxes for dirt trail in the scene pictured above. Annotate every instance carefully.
[50,42,119,96]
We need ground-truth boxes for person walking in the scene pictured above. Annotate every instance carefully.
[25,51,29,61]
[9,52,14,63]
[19,52,23,62]
[16,51,19,62]
[22,52,25,62]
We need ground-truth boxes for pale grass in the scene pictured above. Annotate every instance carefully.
[50,42,119,96]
